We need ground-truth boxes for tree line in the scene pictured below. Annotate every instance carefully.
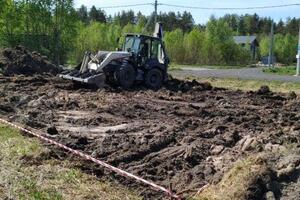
[220,14,300,36]
[0,0,299,66]
[0,0,76,65]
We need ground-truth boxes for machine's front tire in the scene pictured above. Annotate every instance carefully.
[116,64,136,89]
[145,68,163,90]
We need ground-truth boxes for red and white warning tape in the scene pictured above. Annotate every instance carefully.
[0,118,181,199]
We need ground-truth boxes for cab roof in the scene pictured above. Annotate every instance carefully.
[125,33,160,40]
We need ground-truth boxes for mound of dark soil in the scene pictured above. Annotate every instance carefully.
[257,85,271,95]
[165,76,213,92]
[0,46,62,76]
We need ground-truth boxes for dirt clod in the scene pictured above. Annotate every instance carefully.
[47,126,59,135]
[288,91,297,99]
[257,85,271,95]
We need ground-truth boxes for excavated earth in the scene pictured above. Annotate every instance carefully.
[1,75,300,199]
[0,46,62,76]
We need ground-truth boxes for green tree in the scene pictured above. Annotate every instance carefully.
[72,22,107,63]
[77,5,88,24]
[70,22,122,63]
[89,6,106,23]
[258,17,272,35]
[52,0,78,64]
[180,11,194,32]
[183,28,205,64]
[276,19,285,35]
[156,11,194,32]
[122,23,142,34]
[136,11,147,28]
[286,17,299,35]
[222,14,239,33]
[274,34,297,64]
[0,0,22,46]
[259,35,269,57]
[17,0,53,53]
[115,10,135,27]
[260,34,297,64]
[164,29,185,63]
[243,14,259,34]
[204,19,233,64]
[237,17,246,35]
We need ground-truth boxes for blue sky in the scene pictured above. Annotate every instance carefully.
[74,0,300,24]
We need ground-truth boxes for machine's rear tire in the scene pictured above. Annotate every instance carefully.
[116,64,136,89]
[145,68,163,90]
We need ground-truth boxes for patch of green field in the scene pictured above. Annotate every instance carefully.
[263,66,296,76]
[0,124,141,200]
[169,65,182,71]
[196,155,268,200]
[170,64,250,70]
[185,76,300,94]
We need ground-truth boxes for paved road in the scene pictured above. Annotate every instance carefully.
[171,67,300,83]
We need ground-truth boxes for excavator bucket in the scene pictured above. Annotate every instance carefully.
[59,70,106,88]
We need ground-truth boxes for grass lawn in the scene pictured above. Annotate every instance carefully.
[169,65,182,71]
[196,155,267,200]
[0,123,141,200]
[185,76,300,94]
[170,64,251,70]
[263,66,297,76]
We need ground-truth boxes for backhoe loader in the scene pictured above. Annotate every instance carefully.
[59,23,169,89]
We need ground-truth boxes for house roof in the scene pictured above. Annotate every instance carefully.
[233,36,258,45]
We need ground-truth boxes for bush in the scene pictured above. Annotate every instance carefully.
[259,34,298,64]
[164,29,185,63]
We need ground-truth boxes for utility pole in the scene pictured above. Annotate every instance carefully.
[154,0,158,25]
[142,0,158,33]
[296,25,300,76]
[268,21,274,67]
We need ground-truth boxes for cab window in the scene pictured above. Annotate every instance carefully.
[123,36,141,54]
[151,39,164,64]
[139,39,151,58]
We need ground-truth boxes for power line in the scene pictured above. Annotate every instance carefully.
[159,3,300,10]
[96,2,300,11]
[99,3,152,9]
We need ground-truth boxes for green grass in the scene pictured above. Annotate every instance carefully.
[170,63,250,70]
[263,66,296,76]
[196,155,268,200]
[184,76,300,94]
[169,65,182,71]
[0,123,141,200]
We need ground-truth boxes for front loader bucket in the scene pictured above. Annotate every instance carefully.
[59,70,106,88]
[59,50,130,88]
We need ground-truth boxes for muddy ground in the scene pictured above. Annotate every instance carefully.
[1,75,300,199]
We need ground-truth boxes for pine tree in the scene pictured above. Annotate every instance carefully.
[89,6,106,23]
[77,5,88,24]
[276,19,285,35]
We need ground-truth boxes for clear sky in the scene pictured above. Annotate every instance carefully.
[74,0,300,24]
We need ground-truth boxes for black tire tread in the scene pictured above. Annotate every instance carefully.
[145,68,163,90]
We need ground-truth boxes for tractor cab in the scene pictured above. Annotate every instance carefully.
[122,34,169,67]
